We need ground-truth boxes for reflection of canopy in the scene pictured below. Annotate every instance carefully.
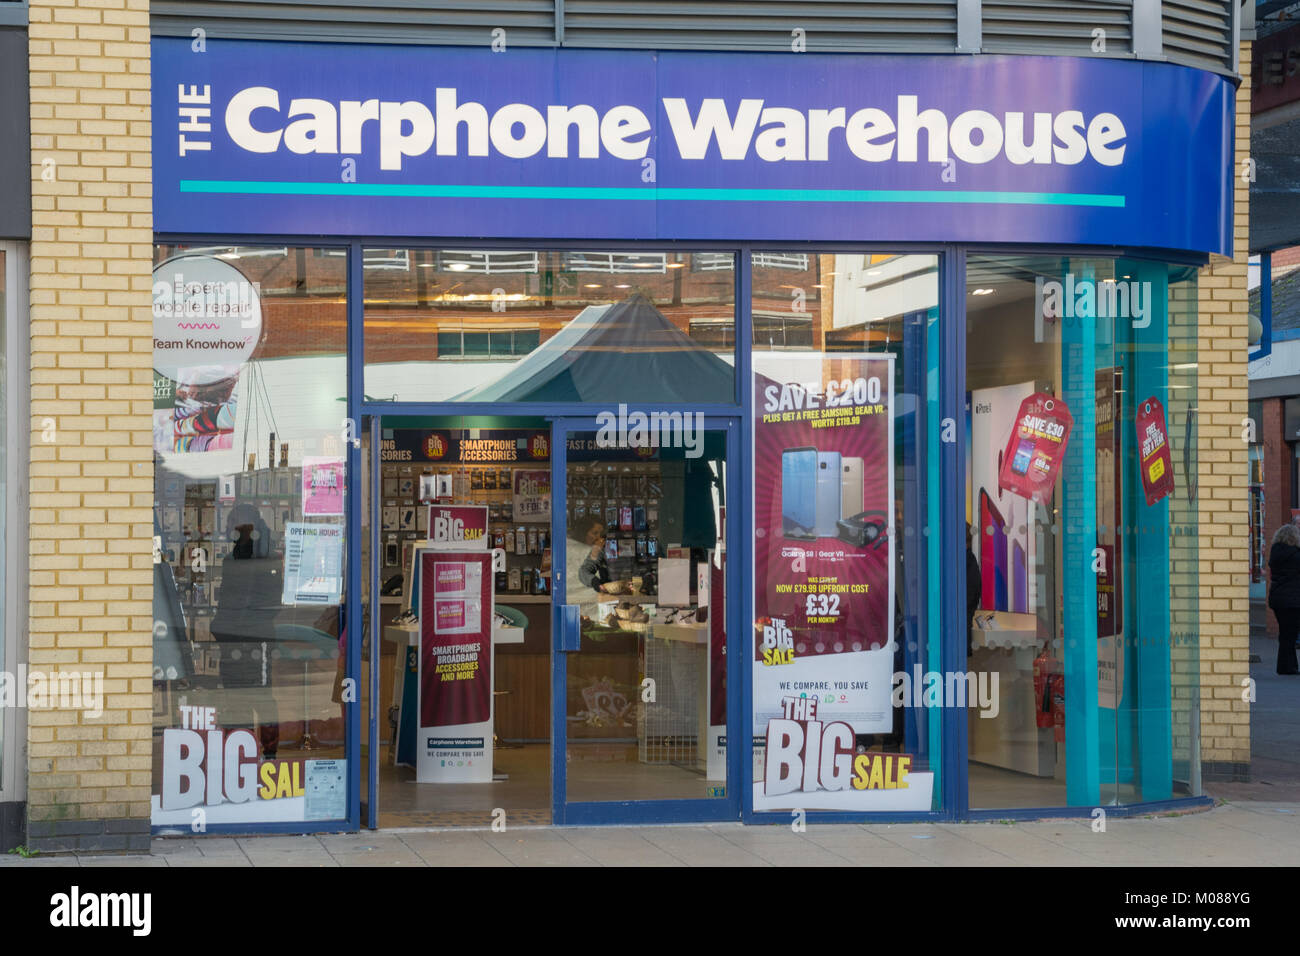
[456,294,734,403]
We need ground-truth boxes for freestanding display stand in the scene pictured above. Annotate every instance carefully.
[415,549,496,784]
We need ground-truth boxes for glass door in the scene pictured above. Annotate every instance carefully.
[551,416,740,824]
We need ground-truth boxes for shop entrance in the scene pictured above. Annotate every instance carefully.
[362,414,739,827]
[551,417,738,823]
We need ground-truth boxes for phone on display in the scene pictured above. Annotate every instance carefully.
[815,451,843,538]
[841,457,864,517]
[605,537,619,561]
[1010,437,1035,476]
[978,489,1003,611]
[384,539,398,566]
[781,447,818,538]
[634,506,646,531]
[647,538,658,558]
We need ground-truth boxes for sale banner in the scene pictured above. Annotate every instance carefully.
[997,392,1074,506]
[420,552,491,728]
[752,353,895,744]
[417,550,494,784]
[1136,396,1175,505]
[427,504,489,550]
[512,469,551,523]
[302,456,345,516]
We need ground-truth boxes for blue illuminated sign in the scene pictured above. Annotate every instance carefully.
[153,39,1233,254]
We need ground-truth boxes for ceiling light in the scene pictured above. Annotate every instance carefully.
[446,262,470,272]
[667,262,685,268]
[970,288,994,296]
[615,284,630,289]
[584,283,601,289]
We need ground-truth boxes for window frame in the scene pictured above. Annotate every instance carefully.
[0,241,29,807]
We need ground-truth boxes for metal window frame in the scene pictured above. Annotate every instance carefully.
[0,241,28,807]
[0,1,26,28]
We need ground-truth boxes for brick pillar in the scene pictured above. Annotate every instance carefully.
[26,0,154,852]
[1196,40,1252,780]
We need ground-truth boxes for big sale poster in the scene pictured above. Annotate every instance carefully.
[417,550,494,783]
[753,353,897,736]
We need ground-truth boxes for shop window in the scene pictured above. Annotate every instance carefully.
[750,252,810,271]
[150,244,350,829]
[752,312,812,351]
[436,329,541,359]
[438,250,540,275]
[364,249,736,403]
[750,252,942,815]
[562,252,667,274]
[965,254,1199,809]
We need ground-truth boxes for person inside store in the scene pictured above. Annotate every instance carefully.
[210,502,284,756]
[1267,523,1300,676]
[566,514,610,616]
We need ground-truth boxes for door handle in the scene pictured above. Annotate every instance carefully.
[556,603,581,653]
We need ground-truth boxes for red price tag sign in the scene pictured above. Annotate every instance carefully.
[1136,396,1175,505]
[997,392,1073,506]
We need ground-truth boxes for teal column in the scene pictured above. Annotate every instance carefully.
[1060,262,1101,806]
[1123,259,1173,801]
[926,305,942,806]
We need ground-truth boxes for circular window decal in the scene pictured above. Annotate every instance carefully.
[153,255,263,385]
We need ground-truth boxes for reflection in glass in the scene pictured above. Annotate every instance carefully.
[364,250,736,403]
[751,253,941,812]
[151,244,349,826]
[564,432,728,802]
[965,255,1199,808]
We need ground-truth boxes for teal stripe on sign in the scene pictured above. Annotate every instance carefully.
[179,179,1126,208]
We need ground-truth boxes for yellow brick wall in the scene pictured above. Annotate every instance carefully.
[26,0,154,836]
[1197,41,1251,769]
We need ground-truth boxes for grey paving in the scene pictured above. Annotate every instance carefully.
[4,800,1299,866]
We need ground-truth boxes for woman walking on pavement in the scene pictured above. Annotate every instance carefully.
[1268,523,1300,675]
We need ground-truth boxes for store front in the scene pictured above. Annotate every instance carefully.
[148,37,1234,831]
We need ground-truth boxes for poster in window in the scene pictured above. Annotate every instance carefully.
[417,551,494,783]
[997,392,1074,506]
[282,522,344,606]
[512,469,551,523]
[752,353,929,811]
[302,457,345,516]
[1137,396,1175,506]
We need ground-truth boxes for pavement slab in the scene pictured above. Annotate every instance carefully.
[1,801,1296,866]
